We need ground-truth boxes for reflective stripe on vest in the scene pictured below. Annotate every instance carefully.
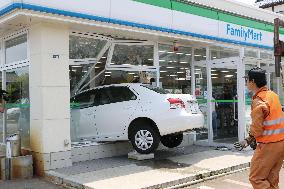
[263,117,284,126]
[263,128,284,135]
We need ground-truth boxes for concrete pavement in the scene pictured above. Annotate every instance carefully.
[46,145,254,189]
[183,169,284,189]
[0,177,65,189]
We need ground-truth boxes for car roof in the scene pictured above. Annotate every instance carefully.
[75,83,143,96]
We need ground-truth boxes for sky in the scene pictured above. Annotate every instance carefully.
[233,0,256,5]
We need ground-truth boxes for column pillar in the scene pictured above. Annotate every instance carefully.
[29,22,71,175]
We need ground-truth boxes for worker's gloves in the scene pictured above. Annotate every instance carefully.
[249,137,257,150]
[234,139,249,151]
[234,135,257,151]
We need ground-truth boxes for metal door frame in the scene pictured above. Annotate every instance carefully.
[193,49,245,147]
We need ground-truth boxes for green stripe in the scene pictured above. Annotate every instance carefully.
[172,1,218,20]
[197,99,240,103]
[211,100,239,103]
[134,0,172,9]
[5,103,30,108]
[70,102,80,109]
[134,0,284,34]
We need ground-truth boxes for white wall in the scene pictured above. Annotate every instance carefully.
[0,0,12,9]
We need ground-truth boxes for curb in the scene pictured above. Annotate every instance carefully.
[142,162,250,189]
[164,167,250,189]
[45,162,251,189]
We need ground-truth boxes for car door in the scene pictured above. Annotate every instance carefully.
[94,86,138,141]
[70,89,98,140]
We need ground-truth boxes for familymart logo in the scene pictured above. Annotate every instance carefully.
[226,24,263,41]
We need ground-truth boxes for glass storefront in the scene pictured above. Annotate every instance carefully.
[69,33,280,146]
[159,44,191,94]
[194,65,208,140]
[0,33,29,147]
[212,67,238,142]
[69,35,107,59]
[211,47,238,59]
[5,34,27,64]
[111,44,154,67]
[5,67,30,148]
[69,34,157,141]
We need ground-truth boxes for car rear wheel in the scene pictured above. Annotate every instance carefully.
[129,124,160,154]
[161,133,183,148]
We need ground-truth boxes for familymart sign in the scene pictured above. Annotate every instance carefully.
[226,24,263,42]
[219,22,272,46]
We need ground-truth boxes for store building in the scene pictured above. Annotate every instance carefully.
[0,0,283,174]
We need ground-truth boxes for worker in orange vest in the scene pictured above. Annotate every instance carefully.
[234,67,284,189]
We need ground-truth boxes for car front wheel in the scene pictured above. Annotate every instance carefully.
[129,124,160,154]
[161,133,183,148]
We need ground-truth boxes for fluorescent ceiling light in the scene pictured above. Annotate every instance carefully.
[128,73,135,75]
[105,75,111,77]
[159,60,166,62]
[176,78,186,80]
[221,70,229,73]
[199,78,203,79]
[177,72,184,73]
[95,67,100,69]
[105,72,112,74]
[176,52,183,55]
[148,59,153,61]
[166,67,175,69]
[160,71,167,73]
[195,69,201,71]
[212,77,218,79]
[213,57,217,59]
[102,57,106,59]
[169,75,178,77]
[180,61,188,64]
[225,75,234,78]
[211,74,218,76]
[167,51,174,54]
[186,54,191,56]
[97,61,102,64]
[159,50,166,53]
[194,54,202,57]
[110,63,115,65]
[184,68,189,70]
[211,69,216,72]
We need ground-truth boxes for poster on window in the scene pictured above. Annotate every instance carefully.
[186,69,191,80]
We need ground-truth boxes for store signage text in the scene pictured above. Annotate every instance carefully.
[226,24,262,42]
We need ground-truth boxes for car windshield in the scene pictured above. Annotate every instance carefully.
[142,85,169,94]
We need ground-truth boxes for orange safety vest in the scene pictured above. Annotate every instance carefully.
[255,90,284,143]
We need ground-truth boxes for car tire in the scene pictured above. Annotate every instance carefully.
[161,133,183,148]
[129,124,160,154]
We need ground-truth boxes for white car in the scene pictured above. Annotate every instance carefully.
[70,83,204,154]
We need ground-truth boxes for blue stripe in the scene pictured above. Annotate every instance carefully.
[0,3,273,50]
